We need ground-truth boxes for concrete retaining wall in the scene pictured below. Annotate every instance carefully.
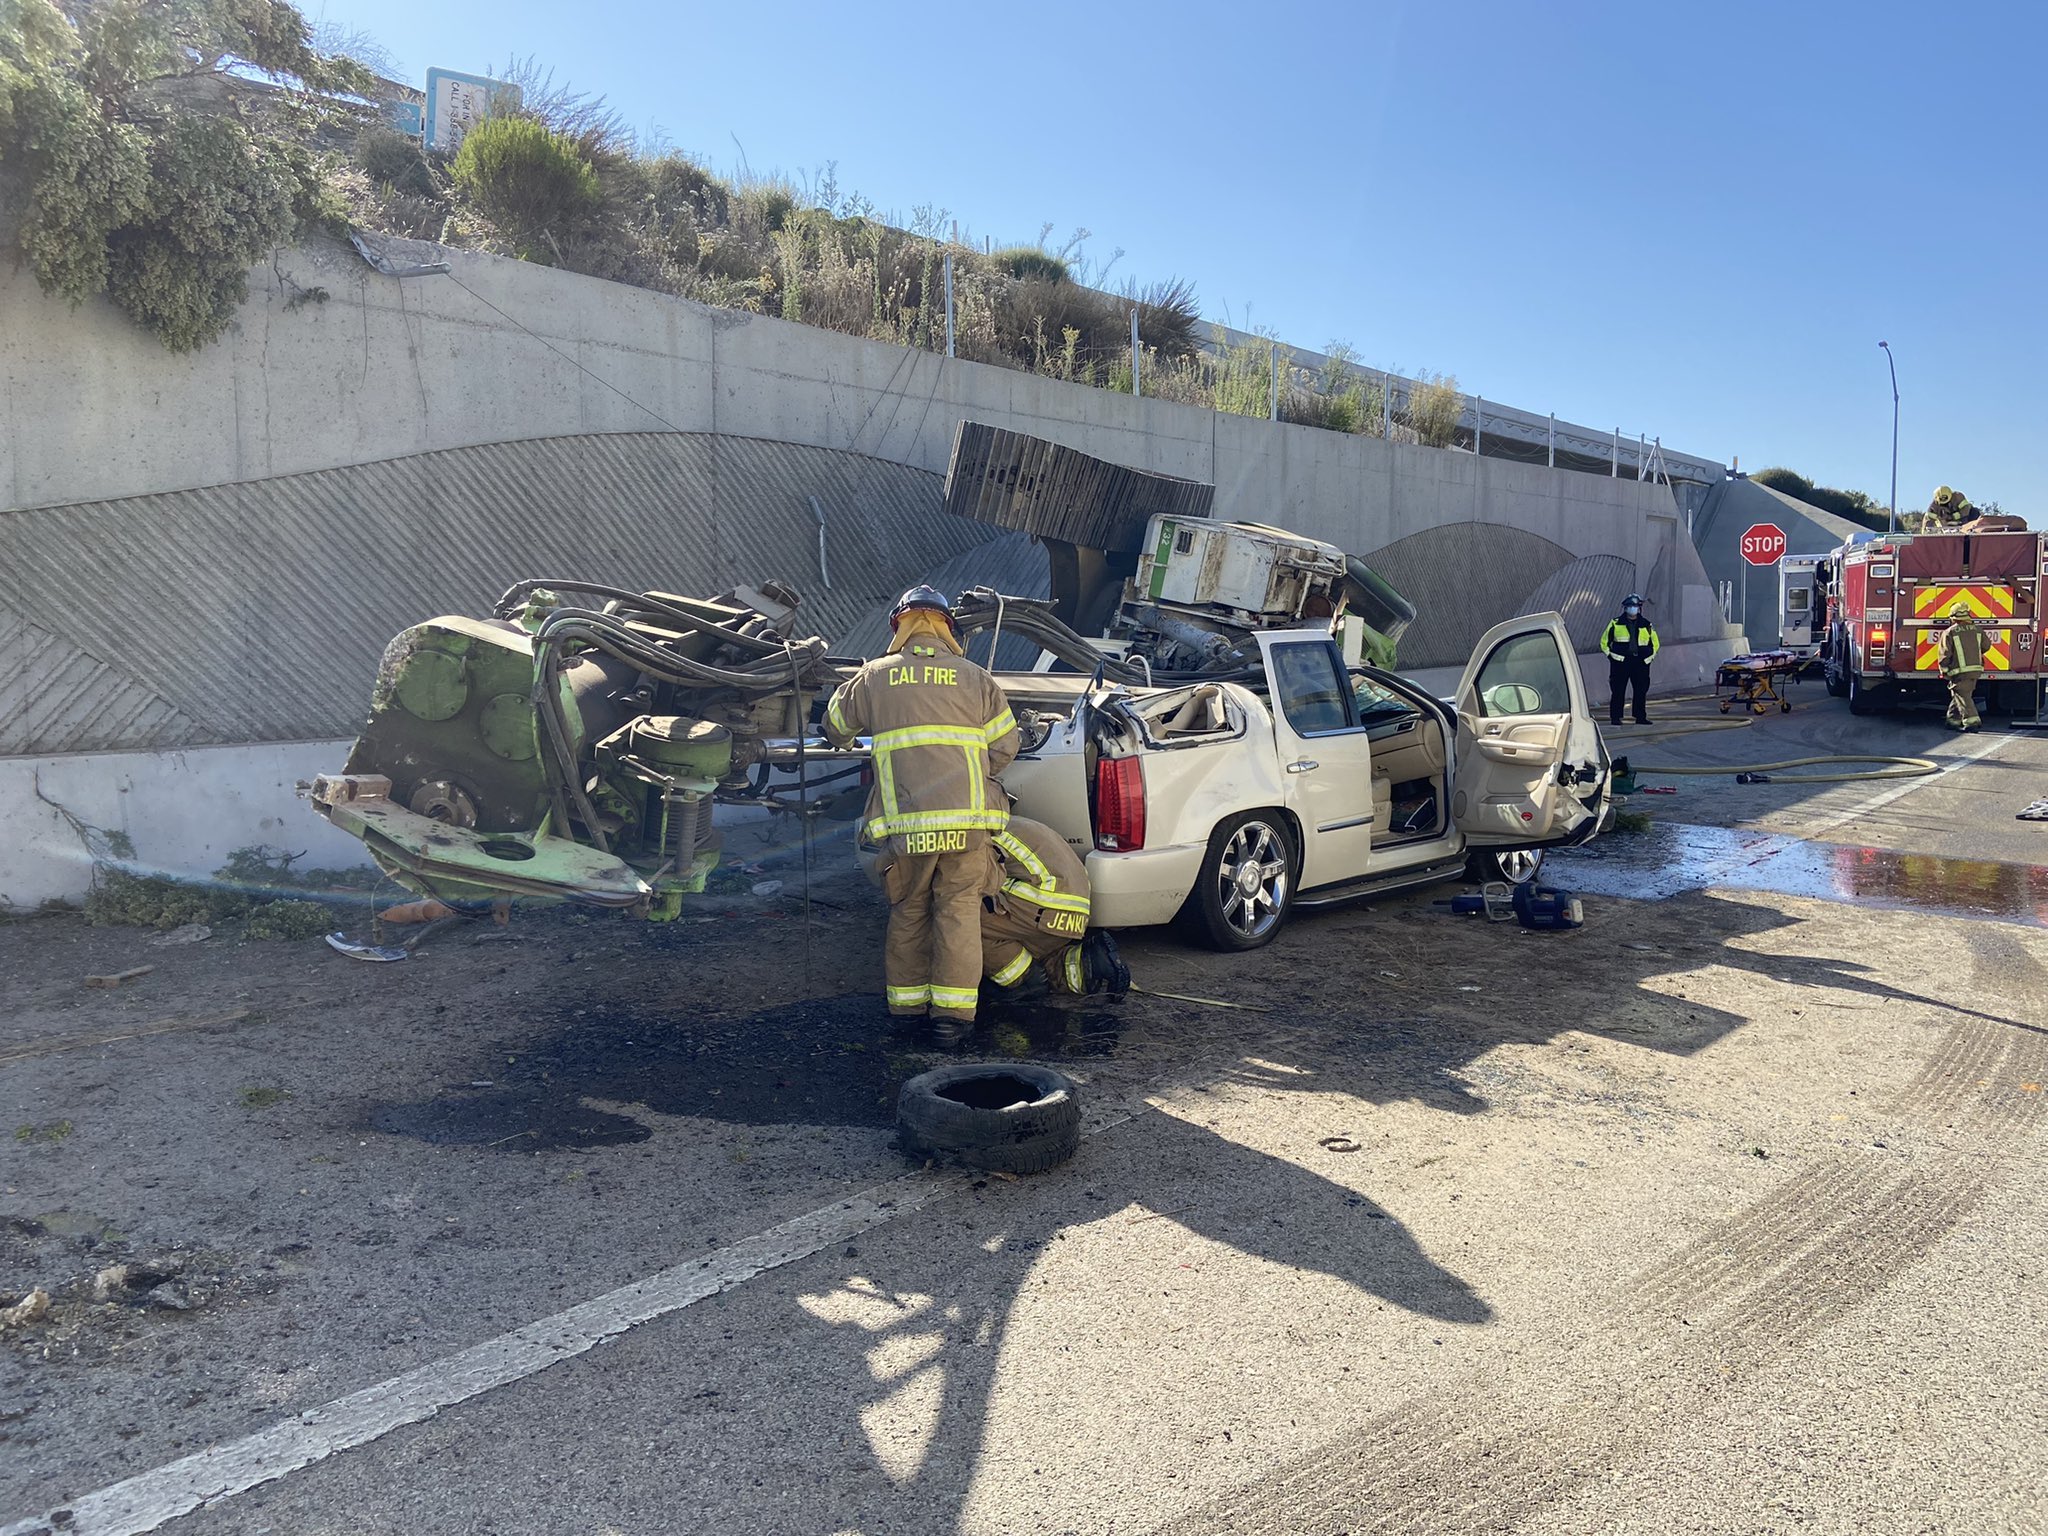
[1,234,1739,905]
[0,234,1723,676]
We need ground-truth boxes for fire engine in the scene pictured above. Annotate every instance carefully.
[1817,519,2044,715]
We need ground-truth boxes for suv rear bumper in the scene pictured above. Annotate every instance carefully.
[1084,843,1207,928]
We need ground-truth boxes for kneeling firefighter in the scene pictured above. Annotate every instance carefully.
[984,817,1130,1001]
[824,587,1019,1040]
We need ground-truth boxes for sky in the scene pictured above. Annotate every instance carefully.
[314,0,2046,513]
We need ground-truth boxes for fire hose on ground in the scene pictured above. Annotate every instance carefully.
[1603,696,1940,784]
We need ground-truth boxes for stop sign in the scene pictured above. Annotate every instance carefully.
[1741,523,1787,566]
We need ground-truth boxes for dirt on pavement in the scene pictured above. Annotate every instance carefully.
[2,813,2045,1534]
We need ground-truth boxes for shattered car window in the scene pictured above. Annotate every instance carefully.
[1352,673,1422,732]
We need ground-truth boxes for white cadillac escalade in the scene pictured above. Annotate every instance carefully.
[991,615,1612,950]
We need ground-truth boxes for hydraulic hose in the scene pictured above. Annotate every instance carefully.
[521,604,828,853]
[534,609,828,692]
[952,589,1260,687]
[1626,754,1940,784]
[495,580,796,659]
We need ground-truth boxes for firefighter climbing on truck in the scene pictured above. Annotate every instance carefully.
[824,587,1019,1043]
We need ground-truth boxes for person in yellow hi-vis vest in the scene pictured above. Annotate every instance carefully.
[1601,593,1660,726]
[825,587,1019,1043]
[983,817,1129,1001]
[1935,603,1985,731]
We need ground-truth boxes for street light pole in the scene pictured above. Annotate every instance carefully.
[1879,341,1899,534]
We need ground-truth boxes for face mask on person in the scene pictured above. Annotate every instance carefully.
[1623,605,1641,619]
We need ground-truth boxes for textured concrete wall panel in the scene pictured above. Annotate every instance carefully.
[1354,523,1575,669]
[1516,554,1642,653]
[0,235,1737,758]
[0,434,998,753]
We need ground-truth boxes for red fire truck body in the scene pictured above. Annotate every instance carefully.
[1819,528,2044,714]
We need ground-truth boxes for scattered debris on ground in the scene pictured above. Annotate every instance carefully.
[0,1290,51,1328]
[324,933,408,962]
[90,1257,202,1312]
[148,923,212,946]
[80,846,388,939]
[0,1216,262,1361]
[379,899,454,924]
[242,900,334,941]
[83,966,154,988]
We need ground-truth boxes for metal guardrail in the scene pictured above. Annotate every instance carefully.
[1202,323,1726,486]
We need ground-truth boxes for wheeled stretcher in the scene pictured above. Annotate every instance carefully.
[1715,650,1803,714]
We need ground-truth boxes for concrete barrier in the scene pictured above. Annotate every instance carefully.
[0,740,370,911]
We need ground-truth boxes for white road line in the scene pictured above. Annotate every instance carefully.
[1803,729,2015,838]
[6,1095,1160,1536]
[4,1179,958,1536]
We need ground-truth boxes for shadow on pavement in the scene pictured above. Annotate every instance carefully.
[775,1111,1488,1534]
[349,882,2042,1532]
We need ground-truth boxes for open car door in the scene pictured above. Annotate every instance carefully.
[1449,613,1608,848]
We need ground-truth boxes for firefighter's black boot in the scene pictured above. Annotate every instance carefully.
[1081,932,1131,997]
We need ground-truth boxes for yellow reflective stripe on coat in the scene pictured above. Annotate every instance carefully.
[993,828,1055,889]
[1001,879,1090,918]
[874,740,900,830]
[871,724,990,751]
[826,694,853,738]
[965,746,985,820]
[983,708,1016,744]
[866,808,1010,838]
[990,949,1032,987]
[929,984,979,1011]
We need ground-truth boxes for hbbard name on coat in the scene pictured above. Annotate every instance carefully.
[887,665,959,687]
[901,829,971,853]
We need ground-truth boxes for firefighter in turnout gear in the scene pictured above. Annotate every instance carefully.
[825,587,1020,1041]
[983,817,1130,1001]
[1602,594,1660,726]
[1924,485,1974,532]
[1936,602,1986,731]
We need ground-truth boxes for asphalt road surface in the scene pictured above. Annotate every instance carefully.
[3,686,2044,1536]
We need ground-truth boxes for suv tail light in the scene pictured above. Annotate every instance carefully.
[1095,756,1146,851]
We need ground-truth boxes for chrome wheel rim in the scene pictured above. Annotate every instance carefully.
[1217,821,1289,940]
[1496,848,1543,885]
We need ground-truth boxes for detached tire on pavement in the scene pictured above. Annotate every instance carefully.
[897,1064,1081,1174]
